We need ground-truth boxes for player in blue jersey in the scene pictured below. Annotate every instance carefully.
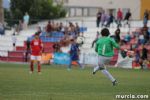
[68,39,83,70]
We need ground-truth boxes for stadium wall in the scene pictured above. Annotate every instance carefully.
[63,0,141,20]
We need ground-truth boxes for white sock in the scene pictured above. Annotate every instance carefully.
[93,66,100,73]
[101,69,115,82]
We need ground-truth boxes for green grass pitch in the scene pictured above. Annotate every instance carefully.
[0,63,150,100]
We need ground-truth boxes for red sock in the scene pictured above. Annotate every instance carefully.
[30,62,34,72]
[38,62,41,72]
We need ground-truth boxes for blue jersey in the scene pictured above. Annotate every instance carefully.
[70,44,79,60]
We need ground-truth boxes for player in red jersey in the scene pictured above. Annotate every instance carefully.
[30,32,43,74]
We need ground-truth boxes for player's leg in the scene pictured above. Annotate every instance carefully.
[68,59,72,71]
[76,60,83,69]
[30,55,35,73]
[37,56,42,73]
[93,56,117,85]
[93,56,105,74]
[100,57,117,85]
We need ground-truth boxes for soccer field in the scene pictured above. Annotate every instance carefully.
[0,63,150,100]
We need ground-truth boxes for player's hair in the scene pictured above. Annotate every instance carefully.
[70,39,74,42]
[101,28,110,37]
[34,32,40,36]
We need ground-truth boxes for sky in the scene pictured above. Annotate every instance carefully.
[3,0,10,9]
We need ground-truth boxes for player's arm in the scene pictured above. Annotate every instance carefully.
[30,40,33,51]
[95,41,99,53]
[111,39,128,52]
[77,44,80,55]
[111,39,120,49]
[40,40,44,53]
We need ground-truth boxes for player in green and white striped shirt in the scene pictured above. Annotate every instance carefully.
[93,28,120,86]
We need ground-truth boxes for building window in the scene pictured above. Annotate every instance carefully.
[53,0,69,4]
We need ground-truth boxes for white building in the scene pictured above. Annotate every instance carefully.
[54,0,141,20]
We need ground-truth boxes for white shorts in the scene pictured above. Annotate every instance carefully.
[31,55,41,61]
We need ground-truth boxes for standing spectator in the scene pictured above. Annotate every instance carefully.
[101,11,107,27]
[37,26,42,35]
[46,21,52,37]
[25,37,31,62]
[23,12,30,29]
[18,20,23,33]
[143,10,149,26]
[135,49,140,66]
[117,8,123,27]
[124,9,132,27]
[96,10,102,27]
[139,45,148,69]
[143,29,149,43]
[0,23,4,35]
[15,20,23,35]
[106,12,114,27]
[12,33,17,51]
[75,23,80,36]
[114,28,121,43]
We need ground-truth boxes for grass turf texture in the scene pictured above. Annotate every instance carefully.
[0,63,150,100]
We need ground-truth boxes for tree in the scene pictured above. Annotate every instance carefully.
[10,0,66,22]
[0,0,4,23]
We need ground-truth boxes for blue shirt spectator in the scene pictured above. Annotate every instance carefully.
[124,32,131,42]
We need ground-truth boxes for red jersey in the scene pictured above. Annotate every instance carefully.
[117,10,123,20]
[31,39,43,56]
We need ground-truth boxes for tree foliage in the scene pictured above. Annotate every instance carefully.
[10,0,66,21]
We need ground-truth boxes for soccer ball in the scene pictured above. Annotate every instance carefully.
[76,36,84,45]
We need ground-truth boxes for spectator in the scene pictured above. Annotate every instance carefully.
[53,42,61,52]
[37,26,42,35]
[59,22,64,32]
[124,9,132,27]
[114,28,121,43]
[75,23,80,36]
[101,10,107,27]
[143,29,149,43]
[25,37,31,62]
[96,10,102,27]
[55,22,60,31]
[124,32,131,43]
[139,45,148,69]
[117,8,123,27]
[135,49,140,65]
[138,33,145,44]
[46,21,52,37]
[0,23,4,35]
[12,33,17,51]
[23,12,30,29]
[106,12,114,27]
[16,20,23,34]
[143,10,149,26]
